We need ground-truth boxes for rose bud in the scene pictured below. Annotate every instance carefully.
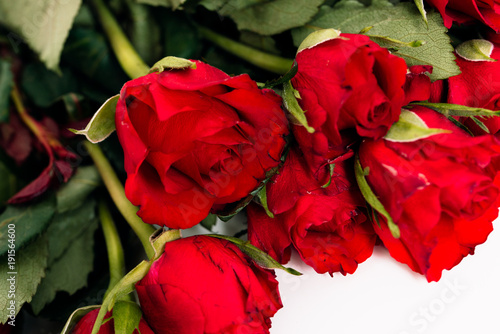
[358,106,500,282]
[248,147,376,275]
[425,0,500,32]
[116,60,288,228]
[135,235,283,334]
[430,40,500,135]
[289,30,407,176]
[71,309,154,334]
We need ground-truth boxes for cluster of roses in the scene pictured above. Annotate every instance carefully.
[72,1,500,333]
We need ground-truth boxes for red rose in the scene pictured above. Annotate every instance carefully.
[290,32,407,175]
[426,0,500,32]
[135,235,282,334]
[431,43,500,135]
[358,106,500,281]
[115,61,288,228]
[71,309,154,334]
[248,147,376,275]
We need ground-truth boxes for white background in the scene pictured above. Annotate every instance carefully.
[185,217,500,334]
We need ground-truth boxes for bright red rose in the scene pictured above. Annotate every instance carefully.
[115,60,289,228]
[71,309,154,334]
[426,0,500,32]
[358,106,500,281]
[135,235,282,334]
[291,32,407,175]
[248,147,376,275]
[430,44,500,135]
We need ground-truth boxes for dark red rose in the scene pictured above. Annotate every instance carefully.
[291,32,407,175]
[115,61,289,229]
[430,43,500,135]
[135,235,282,334]
[71,309,154,334]
[248,147,376,275]
[358,106,500,281]
[426,0,500,32]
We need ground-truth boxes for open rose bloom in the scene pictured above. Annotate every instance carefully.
[359,107,500,281]
[116,60,288,229]
[426,0,500,32]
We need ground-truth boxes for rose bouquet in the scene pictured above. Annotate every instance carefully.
[0,0,500,333]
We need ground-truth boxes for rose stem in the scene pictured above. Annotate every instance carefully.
[197,25,294,75]
[84,141,156,259]
[11,84,55,154]
[99,200,132,300]
[90,0,150,79]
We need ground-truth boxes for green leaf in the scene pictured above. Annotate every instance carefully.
[292,1,461,80]
[0,0,82,71]
[256,185,274,218]
[56,166,101,213]
[112,301,142,334]
[455,39,496,62]
[410,102,500,117]
[207,234,302,276]
[384,109,451,142]
[135,0,186,9]
[203,0,325,36]
[0,160,17,208]
[354,155,400,239]
[321,163,335,188]
[0,195,56,257]
[0,59,13,123]
[149,56,196,73]
[0,235,49,323]
[71,95,119,143]
[200,213,217,231]
[470,116,491,134]
[413,0,428,25]
[217,193,255,222]
[21,63,79,108]
[263,63,298,89]
[283,81,315,133]
[49,198,98,263]
[239,31,281,55]
[297,28,341,53]
[60,305,100,334]
[30,217,98,314]
[62,28,129,94]
[162,11,202,60]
